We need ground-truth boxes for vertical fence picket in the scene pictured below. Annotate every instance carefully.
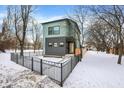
[40,59,43,75]
[31,57,33,71]
[60,63,63,87]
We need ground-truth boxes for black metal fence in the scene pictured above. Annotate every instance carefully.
[23,51,43,57]
[11,53,79,87]
[13,51,43,57]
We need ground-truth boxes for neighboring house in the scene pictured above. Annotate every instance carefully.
[42,18,81,56]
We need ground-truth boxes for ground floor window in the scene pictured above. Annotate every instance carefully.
[48,42,52,47]
[59,42,64,47]
[54,43,58,47]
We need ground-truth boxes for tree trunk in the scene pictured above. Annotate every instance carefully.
[117,52,122,64]
[15,41,17,53]
[106,48,110,54]
[117,40,123,64]
[20,43,24,56]
[114,47,119,55]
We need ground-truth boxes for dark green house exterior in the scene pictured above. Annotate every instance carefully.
[42,18,81,56]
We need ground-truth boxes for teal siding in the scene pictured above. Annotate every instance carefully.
[43,20,70,54]
[42,19,81,55]
[43,20,69,38]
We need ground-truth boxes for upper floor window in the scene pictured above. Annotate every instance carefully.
[48,26,60,35]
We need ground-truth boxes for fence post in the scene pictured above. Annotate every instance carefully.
[16,53,18,64]
[40,59,43,75]
[31,57,33,71]
[60,63,63,87]
[23,56,24,66]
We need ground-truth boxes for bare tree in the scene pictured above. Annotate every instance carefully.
[30,19,42,53]
[0,17,14,52]
[7,5,33,56]
[86,18,113,52]
[90,5,124,64]
[68,6,88,46]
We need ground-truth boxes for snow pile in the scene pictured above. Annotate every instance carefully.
[0,53,60,88]
[64,51,124,88]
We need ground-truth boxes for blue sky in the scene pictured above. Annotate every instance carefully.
[33,5,76,23]
[36,5,74,17]
[0,5,75,24]
[0,5,76,31]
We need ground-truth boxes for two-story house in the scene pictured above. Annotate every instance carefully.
[42,18,81,57]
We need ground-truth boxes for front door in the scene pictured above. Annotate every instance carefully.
[68,42,74,54]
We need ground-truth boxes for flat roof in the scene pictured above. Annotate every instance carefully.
[42,18,70,24]
[41,18,81,34]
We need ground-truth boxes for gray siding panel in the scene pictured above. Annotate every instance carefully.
[45,37,67,56]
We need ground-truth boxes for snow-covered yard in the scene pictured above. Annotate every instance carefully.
[0,52,60,88]
[1,50,124,88]
[64,51,124,88]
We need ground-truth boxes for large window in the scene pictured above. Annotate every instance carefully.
[48,26,60,35]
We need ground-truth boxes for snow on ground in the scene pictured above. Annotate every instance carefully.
[5,49,43,53]
[37,54,74,63]
[64,51,124,88]
[37,56,63,63]
[0,52,60,88]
